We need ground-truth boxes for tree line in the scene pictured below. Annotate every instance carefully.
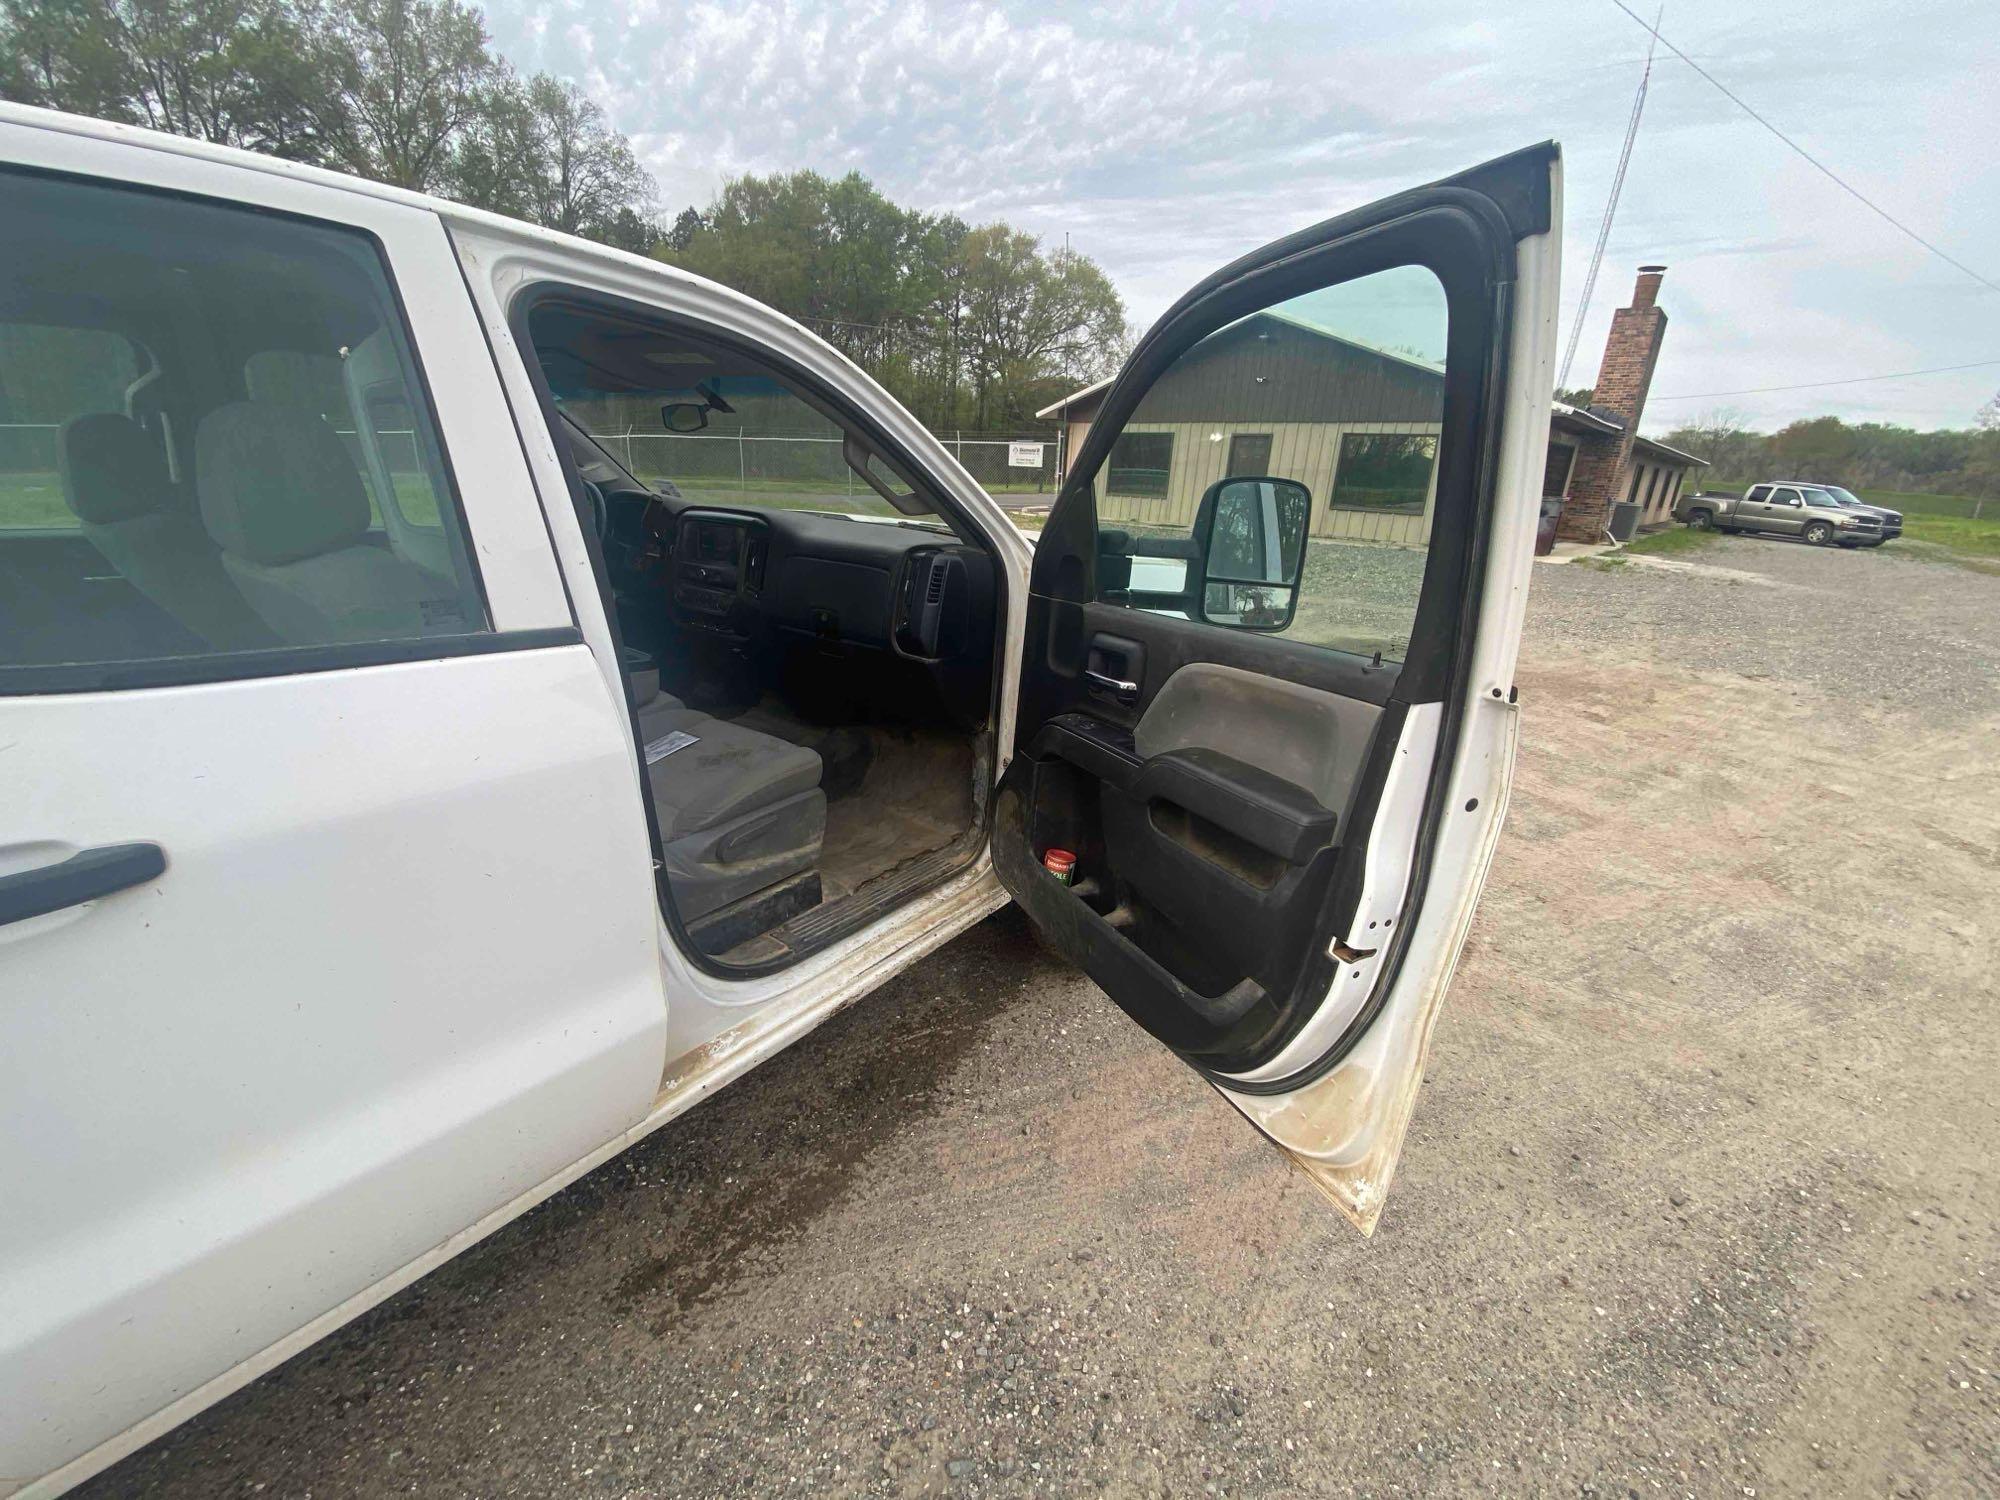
[1656,410,2000,500]
[2,0,660,249]
[2,0,1131,435]
[658,171,1128,432]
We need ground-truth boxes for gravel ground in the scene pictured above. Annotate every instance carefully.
[81,531,1999,1499]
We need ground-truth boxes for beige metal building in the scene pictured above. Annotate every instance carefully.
[1040,269,1707,548]
[1038,311,1445,546]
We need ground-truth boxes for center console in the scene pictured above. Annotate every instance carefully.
[673,511,768,632]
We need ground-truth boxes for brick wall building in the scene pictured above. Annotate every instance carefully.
[1552,266,1706,542]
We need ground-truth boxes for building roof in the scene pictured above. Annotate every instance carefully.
[1034,312,1442,422]
[1034,375,1114,420]
[1039,382,1711,468]
[1550,401,1623,437]
[1632,433,1709,467]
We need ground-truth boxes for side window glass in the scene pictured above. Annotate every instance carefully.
[1085,264,1446,662]
[1747,486,1770,503]
[0,326,146,531]
[360,389,444,528]
[2,171,489,677]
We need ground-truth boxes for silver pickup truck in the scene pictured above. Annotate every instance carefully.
[1675,481,1894,547]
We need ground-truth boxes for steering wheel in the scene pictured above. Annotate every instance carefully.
[581,480,608,544]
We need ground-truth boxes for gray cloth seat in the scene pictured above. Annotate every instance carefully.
[59,413,274,650]
[196,402,474,645]
[629,671,825,925]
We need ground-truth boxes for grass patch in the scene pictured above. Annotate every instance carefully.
[0,472,76,530]
[1857,488,1991,520]
[1899,513,2000,573]
[1621,525,1721,557]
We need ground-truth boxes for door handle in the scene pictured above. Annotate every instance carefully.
[1083,669,1138,699]
[0,843,166,928]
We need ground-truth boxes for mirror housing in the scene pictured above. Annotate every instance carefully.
[1191,476,1311,631]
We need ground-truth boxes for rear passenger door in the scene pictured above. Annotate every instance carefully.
[0,129,666,1492]
[995,145,1562,1233]
[1740,483,1774,531]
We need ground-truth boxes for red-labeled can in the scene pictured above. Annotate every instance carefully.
[1041,848,1077,885]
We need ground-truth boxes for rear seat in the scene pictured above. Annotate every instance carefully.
[627,663,825,926]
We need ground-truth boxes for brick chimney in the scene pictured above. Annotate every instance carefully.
[1555,265,1671,542]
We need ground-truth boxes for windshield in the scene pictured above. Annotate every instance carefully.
[1800,487,1849,506]
[1820,485,1865,506]
[529,302,941,524]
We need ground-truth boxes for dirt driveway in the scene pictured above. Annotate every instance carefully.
[85,538,1998,1498]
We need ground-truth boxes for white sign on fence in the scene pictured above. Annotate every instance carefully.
[1007,440,1046,469]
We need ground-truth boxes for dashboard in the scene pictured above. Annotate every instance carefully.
[601,491,996,668]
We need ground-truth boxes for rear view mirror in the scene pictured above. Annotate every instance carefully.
[1193,476,1310,630]
[661,379,736,434]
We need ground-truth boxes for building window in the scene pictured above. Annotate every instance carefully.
[1543,442,1575,499]
[1330,431,1437,514]
[1106,431,1173,497]
[1225,432,1273,477]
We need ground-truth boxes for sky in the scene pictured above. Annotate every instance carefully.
[481,0,2000,435]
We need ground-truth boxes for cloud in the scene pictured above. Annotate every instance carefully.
[481,0,2000,430]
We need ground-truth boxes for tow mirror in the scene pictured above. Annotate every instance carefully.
[1192,476,1310,630]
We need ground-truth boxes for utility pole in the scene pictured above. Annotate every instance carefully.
[1560,5,1663,391]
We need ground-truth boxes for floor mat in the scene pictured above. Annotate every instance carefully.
[723,701,976,902]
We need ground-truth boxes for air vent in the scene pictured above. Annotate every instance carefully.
[925,556,948,604]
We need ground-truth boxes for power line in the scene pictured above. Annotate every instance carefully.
[1559,4,1661,390]
[1650,356,2000,401]
[1607,1,2000,296]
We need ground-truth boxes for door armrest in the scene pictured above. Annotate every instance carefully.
[1133,746,1337,865]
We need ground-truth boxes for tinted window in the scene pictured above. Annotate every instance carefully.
[1086,264,1446,661]
[0,326,144,530]
[0,172,487,677]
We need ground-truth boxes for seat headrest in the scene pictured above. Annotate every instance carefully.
[60,413,175,524]
[197,402,371,565]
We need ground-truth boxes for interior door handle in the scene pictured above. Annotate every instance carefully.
[1083,669,1138,699]
[0,842,166,928]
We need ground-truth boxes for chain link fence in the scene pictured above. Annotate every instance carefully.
[593,429,1059,501]
[1,421,1064,528]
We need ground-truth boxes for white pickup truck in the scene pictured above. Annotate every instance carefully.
[0,104,1563,1497]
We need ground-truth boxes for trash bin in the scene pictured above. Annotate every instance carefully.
[1608,501,1641,543]
[1535,495,1564,555]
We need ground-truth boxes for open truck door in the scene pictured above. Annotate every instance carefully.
[993,144,1562,1233]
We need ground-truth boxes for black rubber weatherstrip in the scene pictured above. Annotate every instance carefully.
[0,842,166,927]
[502,279,1010,982]
[0,627,586,696]
[1210,278,1520,1097]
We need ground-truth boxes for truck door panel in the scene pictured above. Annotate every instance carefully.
[996,144,1562,1230]
[0,134,666,1495]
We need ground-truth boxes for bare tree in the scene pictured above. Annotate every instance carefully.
[324,0,492,192]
